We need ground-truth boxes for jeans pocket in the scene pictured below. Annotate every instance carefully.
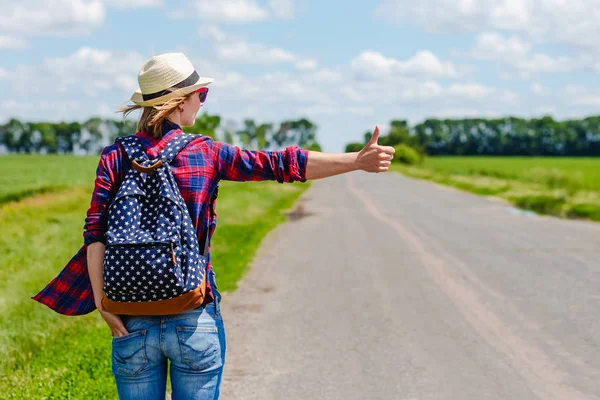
[176,326,221,371]
[112,330,149,377]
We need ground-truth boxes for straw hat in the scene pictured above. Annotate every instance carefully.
[131,53,213,107]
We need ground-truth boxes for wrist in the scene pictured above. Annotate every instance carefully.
[351,152,362,171]
[95,294,105,312]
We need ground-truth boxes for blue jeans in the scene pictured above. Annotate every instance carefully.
[111,299,226,400]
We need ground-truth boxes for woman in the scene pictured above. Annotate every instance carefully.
[35,52,395,400]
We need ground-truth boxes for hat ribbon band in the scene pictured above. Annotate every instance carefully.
[142,70,199,101]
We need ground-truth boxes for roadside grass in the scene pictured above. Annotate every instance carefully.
[0,154,96,205]
[0,154,310,399]
[391,157,600,221]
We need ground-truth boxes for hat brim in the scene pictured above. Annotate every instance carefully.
[131,76,214,107]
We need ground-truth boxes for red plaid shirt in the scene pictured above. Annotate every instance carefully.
[32,120,309,315]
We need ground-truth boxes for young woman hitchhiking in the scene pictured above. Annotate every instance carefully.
[32,52,394,400]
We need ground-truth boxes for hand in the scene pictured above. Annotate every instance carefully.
[98,307,129,338]
[356,126,395,173]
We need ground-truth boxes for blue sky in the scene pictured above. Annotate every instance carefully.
[1,0,599,152]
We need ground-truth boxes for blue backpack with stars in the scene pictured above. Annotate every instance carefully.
[100,132,211,314]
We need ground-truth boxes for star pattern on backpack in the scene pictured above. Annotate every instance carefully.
[103,133,208,302]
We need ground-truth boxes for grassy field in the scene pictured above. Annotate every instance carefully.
[0,155,310,399]
[391,156,600,221]
[0,155,97,205]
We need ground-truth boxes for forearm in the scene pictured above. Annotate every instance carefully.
[305,151,360,180]
[87,242,106,310]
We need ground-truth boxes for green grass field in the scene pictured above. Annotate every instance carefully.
[0,155,310,399]
[391,156,600,221]
[0,155,97,205]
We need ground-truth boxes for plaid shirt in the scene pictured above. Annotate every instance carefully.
[32,119,309,315]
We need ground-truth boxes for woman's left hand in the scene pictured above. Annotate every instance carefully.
[98,308,129,338]
[356,125,395,173]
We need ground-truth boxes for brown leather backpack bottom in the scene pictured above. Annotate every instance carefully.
[101,272,207,316]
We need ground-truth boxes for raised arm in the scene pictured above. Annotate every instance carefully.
[305,125,395,180]
[211,126,393,182]
[211,140,309,183]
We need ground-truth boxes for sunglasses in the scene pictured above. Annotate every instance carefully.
[195,87,209,103]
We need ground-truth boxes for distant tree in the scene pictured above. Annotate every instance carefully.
[188,113,221,138]
[3,119,27,153]
[363,130,372,144]
[235,119,273,150]
[30,122,57,153]
[345,142,363,153]
[378,120,412,147]
[15,122,34,153]
[272,118,321,150]
[80,117,103,153]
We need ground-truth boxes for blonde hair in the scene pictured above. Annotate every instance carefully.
[116,90,194,138]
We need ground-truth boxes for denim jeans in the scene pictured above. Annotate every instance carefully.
[111,297,226,400]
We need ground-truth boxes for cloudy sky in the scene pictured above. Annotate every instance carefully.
[1,0,599,152]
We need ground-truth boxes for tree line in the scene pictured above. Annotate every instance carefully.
[346,116,600,156]
[0,113,322,154]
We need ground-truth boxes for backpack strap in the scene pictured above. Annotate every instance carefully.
[159,133,199,164]
[115,135,150,164]
[159,133,210,256]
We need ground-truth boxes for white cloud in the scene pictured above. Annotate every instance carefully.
[471,32,530,60]
[0,100,83,122]
[530,82,546,95]
[332,66,512,106]
[0,100,18,111]
[341,87,362,102]
[0,0,105,37]
[95,103,118,118]
[219,42,296,64]
[201,25,313,66]
[374,0,600,48]
[0,35,27,49]
[515,53,577,73]
[562,85,600,107]
[447,83,494,99]
[297,104,374,117]
[436,108,499,118]
[295,59,318,71]
[268,0,295,19]
[205,25,228,42]
[167,9,187,19]
[208,70,337,111]
[194,0,269,23]
[212,72,246,89]
[534,105,556,115]
[213,71,322,105]
[305,67,344,84]
[104,0,163,8]
[351,50,456,80]
[430,83,516,103]
[2,47,144,96]
[189,0,295,23]
[402,81,444,100]
[573,95,600,107]
[468,31,594,76]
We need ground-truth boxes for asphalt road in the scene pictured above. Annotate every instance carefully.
[219,171,600,400]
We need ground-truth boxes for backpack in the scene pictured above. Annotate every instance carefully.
[100,132,211,313]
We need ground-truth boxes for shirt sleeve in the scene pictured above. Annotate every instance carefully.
[83,143,126,246]
[211,141,309,183]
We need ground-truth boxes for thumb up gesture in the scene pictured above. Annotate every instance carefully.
[356,126,395,173]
